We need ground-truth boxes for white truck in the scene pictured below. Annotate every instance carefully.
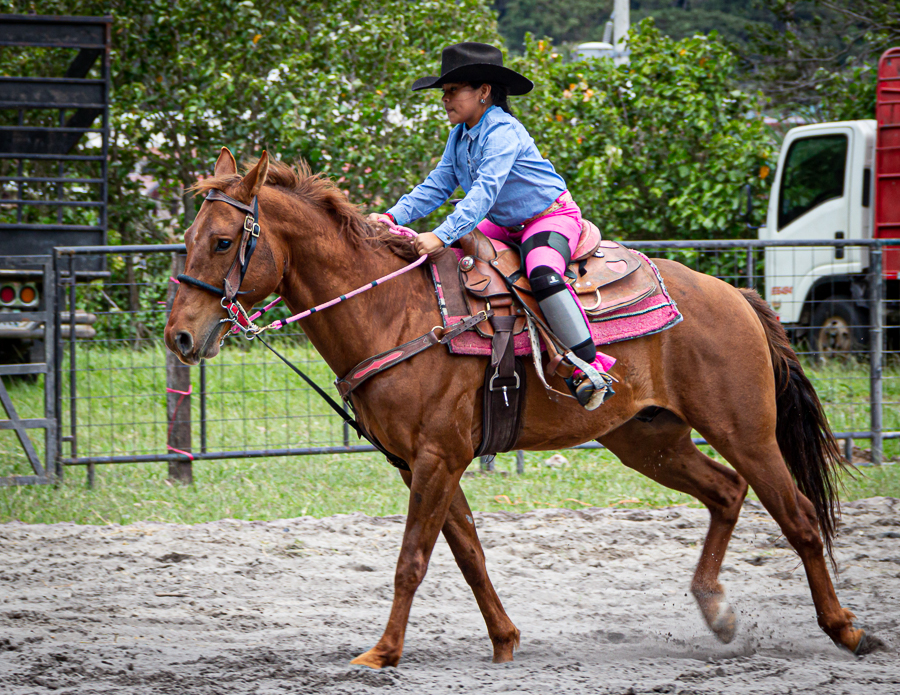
[760,48,900,356]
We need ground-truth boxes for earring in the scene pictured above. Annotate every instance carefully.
[480,99,485,104]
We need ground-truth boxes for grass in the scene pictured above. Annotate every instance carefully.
[0,340,899,525]
[1,447,898,526]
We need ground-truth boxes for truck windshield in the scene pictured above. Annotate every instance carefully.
[778,134,848,230]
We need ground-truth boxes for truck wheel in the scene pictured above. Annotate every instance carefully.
[810,296,868,362]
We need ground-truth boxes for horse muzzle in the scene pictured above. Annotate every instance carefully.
[165,321,227,365]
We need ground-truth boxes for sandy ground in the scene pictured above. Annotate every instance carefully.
[1,497,898,695]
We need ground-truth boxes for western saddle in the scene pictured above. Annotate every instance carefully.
[429,221,661,458]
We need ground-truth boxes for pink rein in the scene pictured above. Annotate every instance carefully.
[235,222,425,334]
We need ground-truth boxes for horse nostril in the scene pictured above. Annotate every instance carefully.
[175,331,194,357]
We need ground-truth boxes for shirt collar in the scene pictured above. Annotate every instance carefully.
[463,105,496,140]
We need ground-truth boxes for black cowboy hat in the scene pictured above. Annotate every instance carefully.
[411,42,533,95]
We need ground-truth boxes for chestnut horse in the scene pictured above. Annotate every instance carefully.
[165,149,880,667]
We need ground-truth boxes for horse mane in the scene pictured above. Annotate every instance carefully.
[192,158,418,262]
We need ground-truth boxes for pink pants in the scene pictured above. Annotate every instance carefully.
[476,197,616,374]
[476,196,582,276]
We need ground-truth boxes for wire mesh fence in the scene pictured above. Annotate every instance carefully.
[2,238,894,484]
[53,246,361,472]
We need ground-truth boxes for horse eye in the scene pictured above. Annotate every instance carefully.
[216,239,232,251]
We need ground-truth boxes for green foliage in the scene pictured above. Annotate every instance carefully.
[494,0,613,48]
[494,0,777,51]
[743,0,898,121]
[509,21,773,240]
[816,62,878,122]
[0,0,503,327]
[2,2,772,273]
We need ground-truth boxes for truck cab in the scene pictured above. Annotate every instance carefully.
[760,120,876,353]
[760,48,900,356]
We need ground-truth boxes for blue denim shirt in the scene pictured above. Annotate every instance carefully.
[386,106,567,245]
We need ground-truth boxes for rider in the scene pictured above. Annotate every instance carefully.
[369,42,614,409]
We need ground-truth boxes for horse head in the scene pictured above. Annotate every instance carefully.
[164,147,284,365]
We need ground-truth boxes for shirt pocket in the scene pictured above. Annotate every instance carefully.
[465,139,483,176]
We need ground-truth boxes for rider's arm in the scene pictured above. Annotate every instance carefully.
[431,121,520,245]
[386,133,459,226]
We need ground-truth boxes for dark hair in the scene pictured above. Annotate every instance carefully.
[470,82,514,117]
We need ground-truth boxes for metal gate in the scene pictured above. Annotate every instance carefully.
[0,13,111,485]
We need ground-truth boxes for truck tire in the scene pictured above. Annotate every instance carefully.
[809,295,868,362]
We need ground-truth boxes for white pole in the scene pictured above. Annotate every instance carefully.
[613,0,630,65]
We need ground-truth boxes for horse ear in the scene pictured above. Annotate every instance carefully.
[241,150,270,200]
[214,147,238,177]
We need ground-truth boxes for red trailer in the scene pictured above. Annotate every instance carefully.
[876,47,900,278]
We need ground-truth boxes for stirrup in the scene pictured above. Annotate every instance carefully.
[564,352,616,411]
[565,371,615,410]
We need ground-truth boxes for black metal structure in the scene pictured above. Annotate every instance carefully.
[0,254,57,485]
[0,14,111,270]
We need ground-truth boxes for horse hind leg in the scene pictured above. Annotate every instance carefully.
[713,439,875,653]
[601,413,748,643]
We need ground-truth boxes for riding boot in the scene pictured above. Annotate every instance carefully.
[529,268,615,410]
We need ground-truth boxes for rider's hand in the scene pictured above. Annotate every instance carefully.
[414,232,444,256]
[367,212,394,228]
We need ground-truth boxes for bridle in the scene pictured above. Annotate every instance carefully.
[169,184,447,472]
[177,188,262,332]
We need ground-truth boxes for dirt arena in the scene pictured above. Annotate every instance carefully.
[1,497,898,694]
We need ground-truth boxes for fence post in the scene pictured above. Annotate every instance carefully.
[165,253,193,483]
[516,450,524,475]
[869,245,884,466]
[67,254,86,486]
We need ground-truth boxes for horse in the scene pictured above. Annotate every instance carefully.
[164,148,881,668]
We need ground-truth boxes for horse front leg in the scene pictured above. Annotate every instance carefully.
[393,468,520,662]
[350,450,465,669]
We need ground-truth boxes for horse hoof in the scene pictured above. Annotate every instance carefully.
[708,600,737,644]
[694,591,737,644]
[853,632,887,656]
[492,627,521,663]
[492,650,515,664]
[350,648,395,669]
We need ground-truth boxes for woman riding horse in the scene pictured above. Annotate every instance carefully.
[368,42,614,409]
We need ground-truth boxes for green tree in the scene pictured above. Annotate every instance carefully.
[2,0,502,234]
[494,0,778,51]
[509,21,773,240]
[742,0,900,121]
[3,2,773,259]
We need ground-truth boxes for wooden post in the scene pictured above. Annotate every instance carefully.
[165,253,193,484]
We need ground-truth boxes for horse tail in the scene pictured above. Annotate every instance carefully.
[739,288,848,561]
